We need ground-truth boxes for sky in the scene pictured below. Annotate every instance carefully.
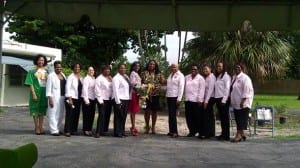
[125,31,195,63]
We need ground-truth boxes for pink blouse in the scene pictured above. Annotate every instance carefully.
[185,74,205,103]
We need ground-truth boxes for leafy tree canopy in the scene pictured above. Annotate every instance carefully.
[131,30,170,76]
[6,15,134,70]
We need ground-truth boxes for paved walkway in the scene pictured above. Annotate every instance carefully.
[1,107,300,168]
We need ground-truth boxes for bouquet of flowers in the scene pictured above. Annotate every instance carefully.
[135,83,155,109]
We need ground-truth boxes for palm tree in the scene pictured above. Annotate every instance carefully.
[213,31,291,80]
[181,32,222,73]
[182,21,291,80]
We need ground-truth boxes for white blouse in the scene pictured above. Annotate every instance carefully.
[95,74,113,104]
[46,72,66,98]
[166,70,185,101]
[112,73,130,104]
[204,73,216,103]
[81,75,96,104]
[185,74,205,103]
[214,72,231,103]
[230,72,254,109]
[65,73,83,99]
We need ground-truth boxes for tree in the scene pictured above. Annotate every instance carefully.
[182,21,292,80]
[131,30,170,75]
[282,30,300,100]
[284,30,300,79]
[6,15,133,69]
[181,32,223,73]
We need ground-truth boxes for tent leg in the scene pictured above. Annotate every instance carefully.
[0,2,4,107]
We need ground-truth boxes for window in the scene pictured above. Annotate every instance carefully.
[8,65,27,86]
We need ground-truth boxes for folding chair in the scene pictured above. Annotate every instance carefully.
[253,106,275,137]
[229,107,252,136]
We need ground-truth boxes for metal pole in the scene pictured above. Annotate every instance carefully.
[0,1,4,106]
[164,31,167,61]
[180,31,187,63]
[177,31,181,64]
[0,0,4,65]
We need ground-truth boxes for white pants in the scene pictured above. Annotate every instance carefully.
[47,96,65,134]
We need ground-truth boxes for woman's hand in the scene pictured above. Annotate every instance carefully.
[49,97,54,108]
[203,102,208,109]
[240,98,246,108]
[68,98,74,107]
[33,94,38,102]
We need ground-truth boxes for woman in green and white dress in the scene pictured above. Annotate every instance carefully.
[25,54,49,135]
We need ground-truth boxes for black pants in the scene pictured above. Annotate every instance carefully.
[234,108,250,130]
[113,100,129,136]
[185,101,201,135]
[96,99,113,134]
[167,97,178,134]
[215,98,230,138]
[202,98,215,137]
[82,99,96,131]
[64,98,82,133]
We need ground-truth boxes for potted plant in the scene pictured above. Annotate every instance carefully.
[275,104,288,124]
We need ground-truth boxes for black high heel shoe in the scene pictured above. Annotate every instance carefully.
[231,137,242,143]
[242,136,247,141]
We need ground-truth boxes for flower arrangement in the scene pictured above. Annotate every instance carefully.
[135,83,155,109]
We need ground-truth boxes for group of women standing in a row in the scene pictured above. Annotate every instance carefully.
[25,54,253,142]
[25,55,163,138]
[181,62,254,142]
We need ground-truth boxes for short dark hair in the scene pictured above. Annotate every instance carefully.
[101,64,111,71]
[118,63,126,69]
[203,63,211,69]
[236,63,245,71]
[53,61,62,68]
[190,64,199,69]
[33,54,48,66]
[71,62,81,70]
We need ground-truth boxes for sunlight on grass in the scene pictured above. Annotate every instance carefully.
[274,134,300,140]
[253,94,300,110]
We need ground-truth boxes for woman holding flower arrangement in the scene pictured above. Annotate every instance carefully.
[141,60,165,134]
[128,62,142,136]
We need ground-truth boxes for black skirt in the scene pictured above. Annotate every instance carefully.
[146,96,161,111]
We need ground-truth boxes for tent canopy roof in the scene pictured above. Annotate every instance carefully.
[4,0,300,31]
[2,56,33,72]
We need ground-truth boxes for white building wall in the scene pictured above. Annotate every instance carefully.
[0,41,62,107]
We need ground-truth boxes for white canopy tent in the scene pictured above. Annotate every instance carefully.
[4,0,300,32]
[1,0,300,106]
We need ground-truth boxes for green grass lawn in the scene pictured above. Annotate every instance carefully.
[274,134,300,140]
[254,94,300,110]
[251,95,300,138]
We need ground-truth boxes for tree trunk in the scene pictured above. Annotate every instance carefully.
[137,30,144,58]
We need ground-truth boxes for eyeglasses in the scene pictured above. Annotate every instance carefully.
[191,68,197,70]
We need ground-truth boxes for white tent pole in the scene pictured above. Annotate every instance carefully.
[0,1,4,106]
[177,31,181,64]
